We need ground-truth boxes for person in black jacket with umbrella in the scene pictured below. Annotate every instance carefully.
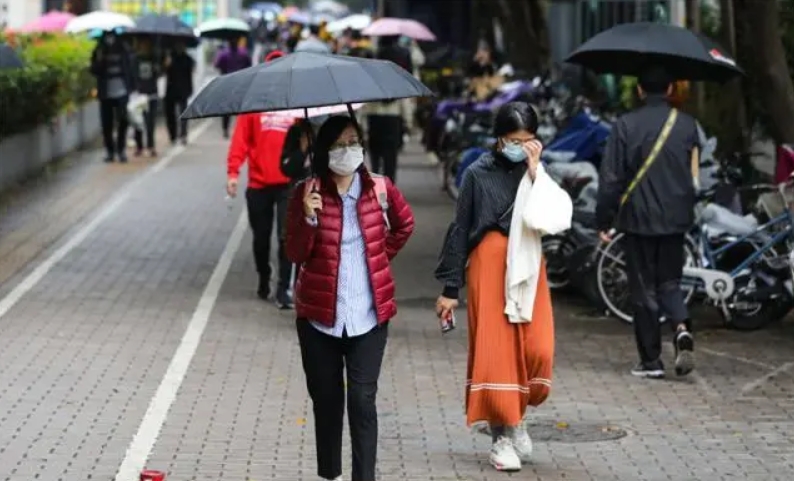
[164,40,195,145]
[596,66,699,380]
[90,29,137,162]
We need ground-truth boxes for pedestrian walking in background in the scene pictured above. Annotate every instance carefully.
[226,50,300,308]
[295,23,331,53]
[163,40,195,145]
[90,29,136,163]
[132,37,161,157]
[213,39,252,138]
[364,35,412,183]
[286,115,414,481]
[436,102,566,472]
[596,66,699,379]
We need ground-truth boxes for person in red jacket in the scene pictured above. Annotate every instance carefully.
[286,115,414,481]
[226,50,303,308]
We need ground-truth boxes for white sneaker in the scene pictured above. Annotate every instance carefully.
[489,436,522,471]
[510,426,533,462]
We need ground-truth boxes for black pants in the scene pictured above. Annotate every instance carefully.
[297,321,388,481]
[368,115,402,183]
[625,234,690,363]
[369,146,398,184]
[222,115,233,135]
[164,96,188,142]
[134,98,158,151]
[99,96,129,157]
[245,185,291,295]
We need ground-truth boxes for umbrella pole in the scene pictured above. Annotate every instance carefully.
[304,108,317,181]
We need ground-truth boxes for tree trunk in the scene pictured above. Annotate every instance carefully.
[492,0,550,74]
[738,0,794,144]
[715,0,749,153]
[685,0,704,116]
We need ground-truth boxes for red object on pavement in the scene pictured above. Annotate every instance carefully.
[775,143,794,184]
[140,470,165,481]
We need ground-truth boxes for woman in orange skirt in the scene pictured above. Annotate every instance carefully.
[435,102,554,472]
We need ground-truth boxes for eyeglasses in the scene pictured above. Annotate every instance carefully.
[331,140,362,150]
[502,138,536,146]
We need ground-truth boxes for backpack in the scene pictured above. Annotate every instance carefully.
[371,175,390,231]
[306,175,390,230]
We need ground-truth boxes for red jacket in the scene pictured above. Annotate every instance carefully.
[286,170,415,326]
[227,112,298,188]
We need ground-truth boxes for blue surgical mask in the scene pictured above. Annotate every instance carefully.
[501,142,526,163]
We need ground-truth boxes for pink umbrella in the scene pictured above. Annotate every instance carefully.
[270,103,364,119]
[362,17,436,41]
[18,11,76,33]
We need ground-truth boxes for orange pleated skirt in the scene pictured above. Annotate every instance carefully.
[465,231,555,427]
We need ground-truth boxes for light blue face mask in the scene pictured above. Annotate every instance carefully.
[501,141,527,163]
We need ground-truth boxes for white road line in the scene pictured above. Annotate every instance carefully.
[0,119,211,322]
[699,347,775,369]
[115,208,249,481]
[740,361,794,396]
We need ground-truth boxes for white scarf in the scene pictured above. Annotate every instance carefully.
[504,164,573,323]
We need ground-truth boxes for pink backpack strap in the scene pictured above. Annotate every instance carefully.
[371,175,391,231]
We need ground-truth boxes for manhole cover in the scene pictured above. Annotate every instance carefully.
[477,421,628,443]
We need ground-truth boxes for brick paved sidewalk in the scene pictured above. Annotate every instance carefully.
[0,138,792,481]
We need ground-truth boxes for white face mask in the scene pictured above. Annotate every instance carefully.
[328,145,364,176]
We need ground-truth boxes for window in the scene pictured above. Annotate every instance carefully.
[106,0,218,26]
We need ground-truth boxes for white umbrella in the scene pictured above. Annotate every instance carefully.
[326,14,371,34]
[65,11,134,34]
[196,17,250,40]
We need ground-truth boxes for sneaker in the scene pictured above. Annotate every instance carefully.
[118,152,128,163]
[104,152,114,163]
[631,359,665,379]
[510,426,533,462]
[180,137,188,146]
[674,330,695,376]
[276,290,294,310]
[489,436,521,472]
[257,282,270,301]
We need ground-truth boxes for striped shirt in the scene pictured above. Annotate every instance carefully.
[311,173,379,338]
[435,151,526,299]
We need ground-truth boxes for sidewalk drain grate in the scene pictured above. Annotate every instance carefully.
[477,421,628,443]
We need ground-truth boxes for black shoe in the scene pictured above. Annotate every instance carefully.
[104,153,114,163]
[118,152,128,163]
[276,290,293,310]
[631,359,665,379]
[180,137,188,146]
[674,330,695,376]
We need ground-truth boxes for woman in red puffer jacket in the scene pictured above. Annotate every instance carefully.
[285,115,414,481]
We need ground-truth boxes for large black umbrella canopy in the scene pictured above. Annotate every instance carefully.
[565,22,743,82]
[0,43,24,70]
[181,52,433,119]
[124,13,199,48]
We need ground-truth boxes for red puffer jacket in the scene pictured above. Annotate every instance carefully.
[285,170,415,326]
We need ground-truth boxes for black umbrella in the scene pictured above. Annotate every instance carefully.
[565,22,743,82]
[0,43,24,70]
[124,13,199,48]
[181,52,433,119]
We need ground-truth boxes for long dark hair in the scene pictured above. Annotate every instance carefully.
[311,116,357,178]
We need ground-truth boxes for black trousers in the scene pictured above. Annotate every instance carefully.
[245,185,291,295]
[164,96,188,142]
[134,98,158,150]
[297,321,388,481]
[625,234,690,363]
[99,96,129,157]
[368,115,402,183]
[222,115,233,135]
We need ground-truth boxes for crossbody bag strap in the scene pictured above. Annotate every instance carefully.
[619,108,679,206]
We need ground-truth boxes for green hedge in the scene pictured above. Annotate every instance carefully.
[0,33,94,140]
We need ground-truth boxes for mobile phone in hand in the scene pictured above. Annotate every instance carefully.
[441,312,456,334]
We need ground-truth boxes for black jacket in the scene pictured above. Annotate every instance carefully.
[90,43,137,100]
[165,52,195,100]
[596,95,699,236]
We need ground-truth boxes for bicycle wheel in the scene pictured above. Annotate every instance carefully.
[596,233,697,324]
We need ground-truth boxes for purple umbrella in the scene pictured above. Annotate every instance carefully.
[18,11,75,33]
